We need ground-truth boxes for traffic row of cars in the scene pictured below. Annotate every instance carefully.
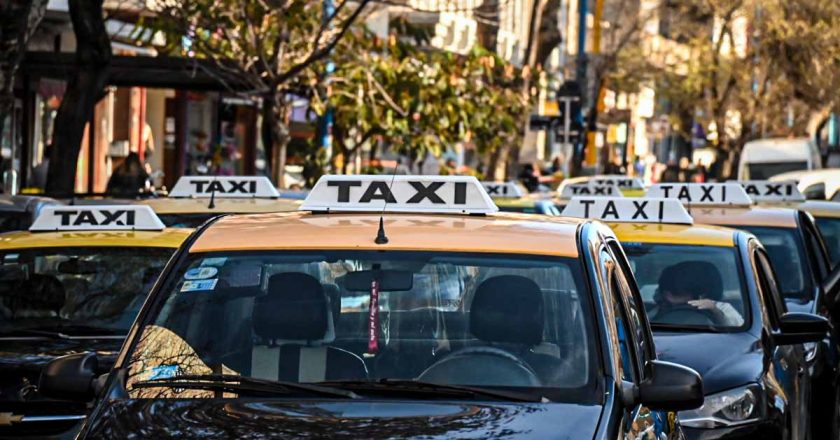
[0,174,838,439]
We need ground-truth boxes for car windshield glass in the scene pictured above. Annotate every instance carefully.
[124,251,598,402]
[746,162,807,180]
[815,217,840,266]
[0,247,173,335]
[158,213,216,228]
[741,227,812,300]
[623,244,749,331]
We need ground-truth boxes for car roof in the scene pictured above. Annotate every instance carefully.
[493,197,537,208]
[138,197,301,214]
[0,228,193,250]
[189,211,586,257]
[689,205,798,229]
[797,201,840,219]
[0,195,60,213]
[608,222,738,247]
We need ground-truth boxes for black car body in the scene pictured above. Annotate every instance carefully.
[0,195,60,233]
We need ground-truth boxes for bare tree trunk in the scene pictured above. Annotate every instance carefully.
[46,0,109,194]
[262,93,290,188]
[0,0,48,145]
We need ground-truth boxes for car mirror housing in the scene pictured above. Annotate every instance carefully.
[39,352,99,401]
[638,360,704,411]
[774,312,829,345]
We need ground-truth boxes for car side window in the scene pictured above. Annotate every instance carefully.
[600,248,639,383]
[608,241,653,372]
[754,249,786,329]
[801,216,830,279]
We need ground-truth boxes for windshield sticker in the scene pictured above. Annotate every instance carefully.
[148,365,179,380]
[184,267,218,280]
[181,279,218,292]
[3,254,18,263]
[200,257,227,267]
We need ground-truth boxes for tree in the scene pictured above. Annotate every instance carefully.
[0,0,48,152]
[47,0,111,194]
[142,0,371,187]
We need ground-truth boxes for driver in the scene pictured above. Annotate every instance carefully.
[651,261,744,327]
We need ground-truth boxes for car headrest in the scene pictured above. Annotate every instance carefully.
[658,261,723,301]
[24,274,65,312]
[253,272,330,342]
[470,275,544,346]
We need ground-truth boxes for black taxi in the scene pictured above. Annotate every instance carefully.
[39,175,702,439]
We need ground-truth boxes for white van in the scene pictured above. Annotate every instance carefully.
[738,138,822,180]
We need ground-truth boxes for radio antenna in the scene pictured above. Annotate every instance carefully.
[208,176,217,209]
[374,159,400,245]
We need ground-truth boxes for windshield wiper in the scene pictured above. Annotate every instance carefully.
[132,374,360,399]
[0,329,72,339]
[43,324,126,336]
[317,379,546,403]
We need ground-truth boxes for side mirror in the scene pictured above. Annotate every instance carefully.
[39,352,99,401]
[638,360,704,411]
[774,312,830,345]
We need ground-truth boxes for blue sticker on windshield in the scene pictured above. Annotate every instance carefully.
[184,267,218,280]
[181,279,218,292]
[148,365,178,380]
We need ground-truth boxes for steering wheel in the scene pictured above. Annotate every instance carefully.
[655,303,718,327]
[417,346,541,387]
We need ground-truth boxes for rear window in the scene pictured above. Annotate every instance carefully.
[815,217,840,266]
[623,244,749,331]
[746,162,807,179]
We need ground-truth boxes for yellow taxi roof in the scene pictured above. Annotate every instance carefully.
[138,197,301,214]
[189,212,585,257]
[608,222,738,247]
[689,205,798,229]
[0,228,192,250]
[492,197,537,208]
[797,201,840,219]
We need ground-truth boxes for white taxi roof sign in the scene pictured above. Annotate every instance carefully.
[646,183,752,206]
[562,197,693,225]
[590,175,645,190]
[169,176,280,198]
[301,175,498,214]
[559,183,623,200]
[29,205,165,232]
[481,181,526,198]
[738,180,805,202]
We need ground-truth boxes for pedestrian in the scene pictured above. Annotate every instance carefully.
[518,164,539,192]
[633,155,645,179]
[106,152,150,197]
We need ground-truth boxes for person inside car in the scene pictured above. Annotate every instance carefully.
[651,261,744,327]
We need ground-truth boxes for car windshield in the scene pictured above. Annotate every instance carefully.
[123,251,598,402]
[746,162,807,180]
[157,213,217,228]
[0,247,174,335]
[741,227,813,300]
[623,244,749,331]
[815,217,840,266]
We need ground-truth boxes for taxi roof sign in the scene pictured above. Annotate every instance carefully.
[169,176,280,198]
[29,205,165,232]
[300,175,498,214]
[738,180,805,202]
[589,175,645,190]
[562,197,693,225]
[481,181,526,198]
[646,183,753,206]
[559,183,623,200]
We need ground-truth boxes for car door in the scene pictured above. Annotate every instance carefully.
[754,245,810,439]
[599,243,679,440]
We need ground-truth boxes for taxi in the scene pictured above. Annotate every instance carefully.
[138,176,300,227]
[481,181,559,215]
[559,175,646,198]
[563,196,830,440]
[0,205,191,438]
[40,176,702,439]
[646,182,840,438]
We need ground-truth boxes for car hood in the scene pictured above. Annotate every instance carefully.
[83,399,603,439]
[654,331,766,395]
